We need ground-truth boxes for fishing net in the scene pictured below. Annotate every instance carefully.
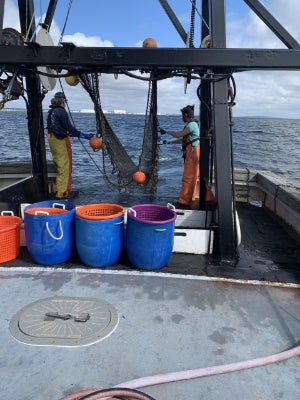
[79,73,159,193]
[138,76,159,193]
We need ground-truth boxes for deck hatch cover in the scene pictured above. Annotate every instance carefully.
[9,296,119,347]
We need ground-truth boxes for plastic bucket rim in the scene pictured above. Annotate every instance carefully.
[0,216,22,232]
[75,213,124,223]
[24,200,75,212]
[76,203,124,220]
[25,207,68,215]
[127,204,176,225]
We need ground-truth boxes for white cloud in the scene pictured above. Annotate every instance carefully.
[2,0,300,118]
[3,0,20,30]
[226,0,300,118]
[62,32,114,48]
[233,70,300,118]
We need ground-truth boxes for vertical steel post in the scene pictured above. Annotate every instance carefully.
[210,0,237,262]
[0,0,4,43]
[18,0,49,200]
[43,0,58,30]
[199,0,212,210]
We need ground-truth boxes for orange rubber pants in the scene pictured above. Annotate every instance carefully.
[178,144,200,206]
[47,134,72,197]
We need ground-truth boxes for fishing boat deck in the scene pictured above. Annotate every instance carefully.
[1,198,300,400]
[1,251,300,400]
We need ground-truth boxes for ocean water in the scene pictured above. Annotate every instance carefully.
[0,110,299,201]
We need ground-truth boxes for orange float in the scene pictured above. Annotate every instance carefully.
[65,75,79,86]
[89,137,103,151]
[133,171,146,184]
[142,37,158,48]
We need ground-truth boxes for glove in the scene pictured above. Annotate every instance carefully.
[159,128,167,135]
[80,132,94,140]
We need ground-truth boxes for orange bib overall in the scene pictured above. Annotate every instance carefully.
[178,143,200,206]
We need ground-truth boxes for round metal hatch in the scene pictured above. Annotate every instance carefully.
[9,296,119,347]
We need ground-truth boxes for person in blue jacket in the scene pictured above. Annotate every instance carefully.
[47,92,93,199]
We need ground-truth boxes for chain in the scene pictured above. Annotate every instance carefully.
[189,0,196,48]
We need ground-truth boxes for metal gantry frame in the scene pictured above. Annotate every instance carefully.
[0,0,300,263]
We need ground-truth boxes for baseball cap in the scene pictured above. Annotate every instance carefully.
[54,92,67,99]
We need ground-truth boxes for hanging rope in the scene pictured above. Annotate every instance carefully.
[58,0,73,44]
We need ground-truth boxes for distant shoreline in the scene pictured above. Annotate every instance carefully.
[1,108,299,119]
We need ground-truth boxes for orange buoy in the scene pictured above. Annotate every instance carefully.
[89,137,103,151]
[65,75,79,86]
[133,171,146,184]
[142,37,158,48]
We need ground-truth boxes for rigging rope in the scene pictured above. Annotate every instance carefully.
[58,0,73,44]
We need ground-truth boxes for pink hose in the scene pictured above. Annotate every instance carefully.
[115,345,300,389]
[61,345,300,399]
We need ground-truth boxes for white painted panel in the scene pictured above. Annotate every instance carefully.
[173,228,214,254]
[175,209,212,228]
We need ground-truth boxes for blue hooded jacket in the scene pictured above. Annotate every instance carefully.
[47,106,81,139]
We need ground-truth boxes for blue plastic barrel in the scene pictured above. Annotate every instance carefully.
[24,200,75,265]
[126,204,177,270]
[75,203,124,268]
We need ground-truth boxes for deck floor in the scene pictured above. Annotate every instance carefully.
[0,267,299,400]
[0,202,300,399]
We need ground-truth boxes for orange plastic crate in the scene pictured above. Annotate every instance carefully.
[0,215,22,263]
[76,204,124,220]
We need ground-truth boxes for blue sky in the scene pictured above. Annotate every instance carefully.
[3,0,300,117]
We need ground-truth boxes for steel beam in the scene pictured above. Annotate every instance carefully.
[42,0,58,30]
[0,0,4,43]
[210,0,237,262]
[244,0,300,49]
[18,0,49,201]
[159,0,188,44]
[199,0,212,210]
[1,47,300,71]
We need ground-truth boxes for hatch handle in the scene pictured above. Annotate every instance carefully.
[45,312,90,322]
